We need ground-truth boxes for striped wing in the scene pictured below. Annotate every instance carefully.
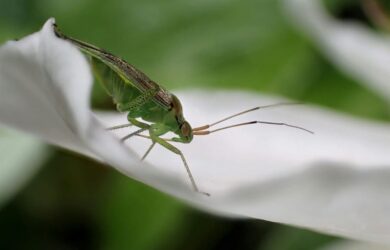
[53,23,172,110]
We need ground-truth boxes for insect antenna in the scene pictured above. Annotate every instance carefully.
[193,120,314,135]
[192,102,301,131]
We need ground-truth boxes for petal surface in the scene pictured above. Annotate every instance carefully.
[0,18,93,156]
[97,90,390,244]
[319,240,390,250]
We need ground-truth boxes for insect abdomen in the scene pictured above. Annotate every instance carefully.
[91,57,140,105]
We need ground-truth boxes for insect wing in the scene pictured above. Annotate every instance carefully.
[53,24,172,109]
[91,57,136,105]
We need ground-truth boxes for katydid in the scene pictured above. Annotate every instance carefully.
[53,23,313,196]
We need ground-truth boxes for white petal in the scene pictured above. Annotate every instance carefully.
[0,18,94,157]
[2,19,390,245]
[0,129,48,206]
[97,90,390,245]
[319,240,390,250]
[283,0,390,102]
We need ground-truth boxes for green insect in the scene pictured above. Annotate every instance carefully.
[53,23,313,196]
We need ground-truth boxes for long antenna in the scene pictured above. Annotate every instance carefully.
[192,102,301,131]
[193,120,314,135]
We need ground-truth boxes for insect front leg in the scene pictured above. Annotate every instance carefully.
[127,118,149,129]
[107,86,154,131]
[149,131,209,196]
[120,118,150,142]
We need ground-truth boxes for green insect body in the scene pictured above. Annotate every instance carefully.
[55,31,193,143]
[53,23,203,194]
[53,23,313,196]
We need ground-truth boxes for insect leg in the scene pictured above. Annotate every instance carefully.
[127,118,149,129]
[149,133,209,196]
[120,118,150,142]
[141,142,156,161]
[106,123,132,131]
[106,88,154,131]
[121,128,147,142]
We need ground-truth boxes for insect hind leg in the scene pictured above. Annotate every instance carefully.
[149,132,209,196]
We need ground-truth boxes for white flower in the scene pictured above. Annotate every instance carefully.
[283,0,390,102]
[1,18,390,245]
[319,240,390,250]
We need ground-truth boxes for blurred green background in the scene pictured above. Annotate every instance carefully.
[0,0,389,249]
